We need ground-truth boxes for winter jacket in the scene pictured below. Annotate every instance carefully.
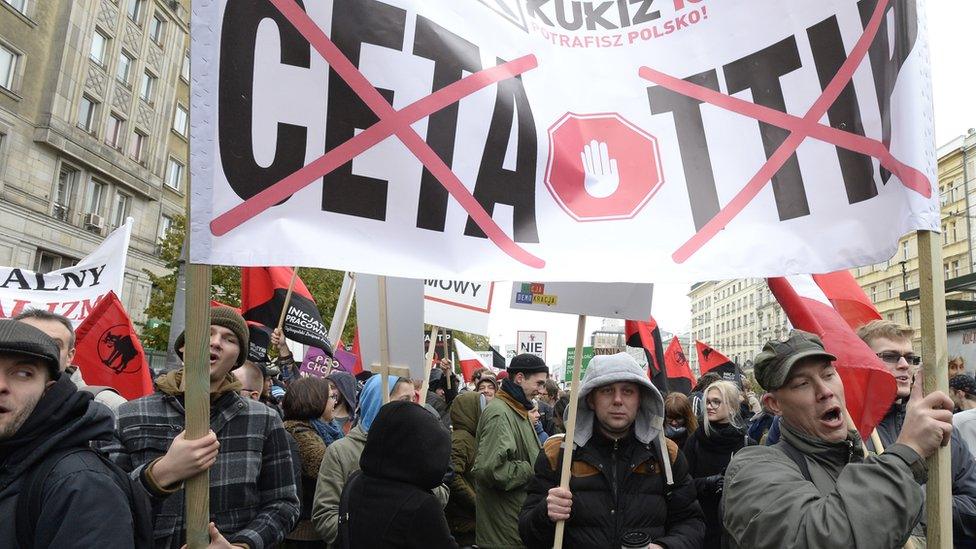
[471,385,542,548]
[99,369,300,549]
[723,421,926,548]
[284,420,327,542]
[519,431,705,549]
[682,422,753,547]
[445,392,482,545]
[345,401,458,548]
[958,409,976,461]
[0,377,134,548]
[872,402,976,544]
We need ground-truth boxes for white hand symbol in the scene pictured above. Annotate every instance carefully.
[580,140,619,198]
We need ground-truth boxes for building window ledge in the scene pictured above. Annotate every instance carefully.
[0,2,37,28]
[0,85,22,102]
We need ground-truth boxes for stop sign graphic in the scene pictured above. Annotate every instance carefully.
[545,112,664,221]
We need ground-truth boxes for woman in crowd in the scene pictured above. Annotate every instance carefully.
[682,380,755,547]
[445,391,484,547]
[282,377,333,548]
[321,370,358,440]
[664,392,698,449]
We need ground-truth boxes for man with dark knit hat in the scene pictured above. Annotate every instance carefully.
[0,319,136,547]
[100,305,300,548]
[472,353,549,548]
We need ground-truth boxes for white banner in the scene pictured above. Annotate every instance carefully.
[517,330,547,361]
[424,279,494,335]
[0,220,132,326]
[510,281,653,319]
[354,274,426,380]
[190,0,937,282]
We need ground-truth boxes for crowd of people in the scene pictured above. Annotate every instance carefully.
[1,306,976,548]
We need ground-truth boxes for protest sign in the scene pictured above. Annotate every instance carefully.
[355,274,426,380]
[564,346,595,382]
[511,282,653,318]
[191,0,936,283]
[517,330,547,361]
[424,279,494,335]
[241,267,334,355]
[0,219,131,325]
[301,346,334,378]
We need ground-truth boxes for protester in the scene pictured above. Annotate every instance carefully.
[470,366,491,388]
[271,327,301,382]
[529,403,549,444]
[858,320,976,544]
[723,330,950,548]
[551,394,569,435]
[950,373,976,413]
[282,377,332,548]
[518,352,704,548]
[324,370,357,436]
[958,392,976,461]
[427,368,452,424]
[234,360,267,401]
[342,400,457,548]
[950,355,967,379]
[682,380,754,547]
[537,379,559,434]
[311,374,443,546]
[664,392,698,449]
[472,354,549,548]
[0,319,142,547]
[746,401,777,446]
[688,372,720,420]
[739,377,762,420]
[101,305,300,548]
[14,309,127,415]
[476,374,497,402]
[445,391,484,547]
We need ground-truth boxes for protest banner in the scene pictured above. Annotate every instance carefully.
[355,274,424,385]
[511,282,654,319]
[241,266,334,355]
[328,272,356,344]
[301,346,333,378]
[563,346,594,382]
[516,330,547,362]
[424,279,494,335]
[191,1,936,285]
[0,219,131,325]
[73,291,153,400]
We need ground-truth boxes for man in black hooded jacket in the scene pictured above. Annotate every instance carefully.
[0,319,134,548]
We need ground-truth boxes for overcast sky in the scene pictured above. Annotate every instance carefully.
[486,1,975,364]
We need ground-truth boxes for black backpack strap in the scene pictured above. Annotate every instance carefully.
[775,440,812,482]
[16,447,90,548]
[336,470,362,549]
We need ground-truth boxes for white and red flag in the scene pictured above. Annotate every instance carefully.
[454,338,488,383]
[766,272,895,438]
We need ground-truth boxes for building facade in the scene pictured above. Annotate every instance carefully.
[0,0,190,327]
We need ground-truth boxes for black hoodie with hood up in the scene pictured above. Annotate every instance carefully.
[345,400,458,548]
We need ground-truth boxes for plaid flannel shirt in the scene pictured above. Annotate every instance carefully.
[98,390,300,549]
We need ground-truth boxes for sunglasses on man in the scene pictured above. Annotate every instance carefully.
[876,351,921,366]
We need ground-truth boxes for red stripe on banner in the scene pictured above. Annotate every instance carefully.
[210,0,543,268]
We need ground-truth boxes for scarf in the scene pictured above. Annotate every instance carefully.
[311,418,345,445]
[500,378,534,411]
[155,368,243,402]
[0,376,91,464]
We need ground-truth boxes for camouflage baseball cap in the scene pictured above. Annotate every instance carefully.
[754,330,837,391]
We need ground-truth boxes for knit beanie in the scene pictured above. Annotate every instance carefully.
[508,353,549,376]
[175,306,250,368]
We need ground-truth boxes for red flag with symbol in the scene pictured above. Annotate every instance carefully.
[664,336,695,395]
[695,341,737,381]
[73,291,153,400]
[625,318,668,395]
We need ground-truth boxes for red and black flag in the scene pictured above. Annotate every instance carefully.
[664,336,696,395]
[247,322,272,363]
[625,317,668,395]
[491,347,506,371]
[241,267,333,356]
[695,341,738,381]
[74,291,153,400]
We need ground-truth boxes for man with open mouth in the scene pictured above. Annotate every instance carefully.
[858,320,976,546]
[723,330,954,549]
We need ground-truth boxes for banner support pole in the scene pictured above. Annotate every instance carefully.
[378,276,391,404]
[918,229,952,547]
[328,272,356,345]
[553,314,586,549]
[276,267,299,333]
[419,325,439,406]
[444,327,452,391]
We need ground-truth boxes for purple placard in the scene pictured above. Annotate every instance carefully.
[300,346,332,378]
[333,348,358,373]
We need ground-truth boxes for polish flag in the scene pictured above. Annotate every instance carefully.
[454,338,488,382]
[766,275,896,438]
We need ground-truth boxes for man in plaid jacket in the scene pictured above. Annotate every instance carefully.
[99,306,299,548]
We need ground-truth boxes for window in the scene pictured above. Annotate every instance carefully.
[952,222,957,243]
[77,95,97,132]
[149,14,165,44]
[158,214,174,242]
[181,51,190,81]
[870,286,877,302]
[945,263,951,280]
[35,251,74,274]
[84,179,106,215]
[139,71,156,102]
[53,166,78,221]
[90,31,108,65]
[0,44,17,90]
[129,130,146,161]
[173,104,188,136]
[953,261,960,278]
[902,241,909,260]
[111,192,130,228]
[887,281,893,299]
[3,0,27,15]
[117,52,133,84]
[166,157,184,190]
[127,0,143,23]
[105,114,124,149]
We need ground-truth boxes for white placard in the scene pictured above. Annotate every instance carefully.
[354,274,426,380]
[424,279,494,335]
[517,330,547,362]
[511,282,653,319]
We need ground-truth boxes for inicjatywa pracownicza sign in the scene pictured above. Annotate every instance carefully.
[190,0,937,283]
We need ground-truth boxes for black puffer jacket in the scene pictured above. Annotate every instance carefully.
[518,430,704,549]
[345,401,458,548]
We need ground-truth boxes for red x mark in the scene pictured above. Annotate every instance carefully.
[639,0,931,264]
[210,0,544,268]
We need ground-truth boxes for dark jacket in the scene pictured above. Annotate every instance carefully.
[99,369,300,549]
[284,419,327,543]
[345,401,458,548]
[0,377,134,548]
[445,392,482,545]
[873,402,976,544]
[519,430,705,549]
[682,422,753,547]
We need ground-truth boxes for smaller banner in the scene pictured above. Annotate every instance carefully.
[424,279,494,336]
[355,274,425,380]
[241,267,334,356]
[517,330,547,361]
[511,282,653,320]
[565,346,595,382]
[301,346,334,378]
[73,291,153,400]
[334,347,360,374]
[423,330,453,361]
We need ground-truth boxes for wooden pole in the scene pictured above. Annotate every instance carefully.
[419,325,440,407]
[183,266,213,547]
[328,272,356,345]
[870,430,885,454]
[553,314,586,549]
[276,267,300,333]
[843,410,869,456]
[378,276,391,404]
[918,229,952,547]
[443,327,452,391]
